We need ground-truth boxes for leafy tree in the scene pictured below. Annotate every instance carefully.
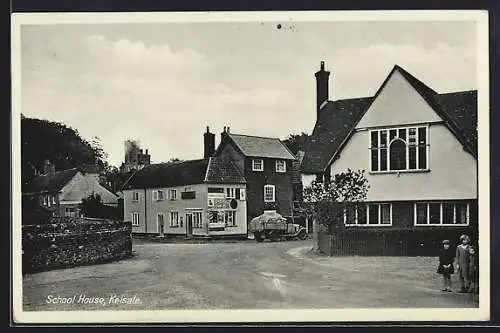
[80,193,122,220]
[303,169,370,252]
[283,132,310,155]
[21,115,109,189]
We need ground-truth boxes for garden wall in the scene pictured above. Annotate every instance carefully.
[22,217,132,274]
[318,227,478,257]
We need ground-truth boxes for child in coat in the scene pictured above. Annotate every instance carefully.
[455,234,471,293]
[437,239,455,292]
[468,245,479,294]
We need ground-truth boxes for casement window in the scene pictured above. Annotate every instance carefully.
[193,211,203,228]
[169,211,179,227]
[153,190,164,201]
[131,212,140,226]
[344,203,392,226]
[275,160,286,173]
[252,159,264,171]
[224,211,237,227]
[169,189,177,200]
[264,185,276,203]
[226,188,236,199]
[370,126,428,172]
[414,202,470,226]
[157,213,164,232]
[132,191,140,202]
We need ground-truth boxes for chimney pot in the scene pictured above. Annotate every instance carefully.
[206,126,210,133]
[227,126,230,133]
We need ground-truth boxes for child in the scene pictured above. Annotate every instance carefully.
[468,245,479,294]
[437,239,455,292]
[455,234,471,293]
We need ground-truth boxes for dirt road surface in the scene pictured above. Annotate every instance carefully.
[22,240,479,311]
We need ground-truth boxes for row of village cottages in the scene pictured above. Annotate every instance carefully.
[23,62,478,239]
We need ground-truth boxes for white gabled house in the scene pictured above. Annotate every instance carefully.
[301,62,478,253]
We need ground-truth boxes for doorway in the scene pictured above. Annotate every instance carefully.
[185,213,193,238]
[158,213,165,237]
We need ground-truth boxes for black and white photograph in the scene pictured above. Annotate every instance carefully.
[11,10,490,323]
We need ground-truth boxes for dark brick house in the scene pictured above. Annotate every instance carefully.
[214,127,296,221]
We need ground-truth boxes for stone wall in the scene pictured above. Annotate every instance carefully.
[22,217,132,274]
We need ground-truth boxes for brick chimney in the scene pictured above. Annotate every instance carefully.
[204,126,215,159]
[315,61,331,119]
[43,159,56,177]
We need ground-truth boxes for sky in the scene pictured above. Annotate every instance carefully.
[20,20,477,167]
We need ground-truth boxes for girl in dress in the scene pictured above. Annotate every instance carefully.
[455,234,471,293]
[437,239,455,292]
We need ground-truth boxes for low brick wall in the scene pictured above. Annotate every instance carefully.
[22,217,132,274]
[318,227,478,257]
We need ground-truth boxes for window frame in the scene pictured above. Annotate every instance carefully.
[132,191,140,202]
[153,189,165,201]
[169,211,180,227]
[169,189,177,201]
[369,125,430,174]
[226,188,236,199]
[344,203,393,227]
[252,158,264,172]
[264,184,276,203]
[413,202,470,226]
[224,210,237,227]
[192,211,203,229]
[275,160,286,173]
[131,212,140,226]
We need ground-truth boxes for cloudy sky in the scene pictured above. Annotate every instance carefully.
[20,20,477,167]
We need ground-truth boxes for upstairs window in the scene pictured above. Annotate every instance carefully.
[132,191,140,202]
[252,159,264,171]
[153,190,164,201]
[370,126,428,172]
[169,189,177,200]
[226,188,236,199]
[275,160,286,173]
[264,185,276,203]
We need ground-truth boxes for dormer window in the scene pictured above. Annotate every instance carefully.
[370,126,428,172]
[275,160,286,173]
[252,159,264,171]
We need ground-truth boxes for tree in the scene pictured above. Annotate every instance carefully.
[21,115,109,189]
[283,132,310,155]
[302,169,370,252]
[80,193,122,220]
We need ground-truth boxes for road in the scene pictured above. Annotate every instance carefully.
[22,240,479,311]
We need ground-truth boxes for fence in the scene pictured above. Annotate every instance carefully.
[318,227,478,257]
[22,217,132,274]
